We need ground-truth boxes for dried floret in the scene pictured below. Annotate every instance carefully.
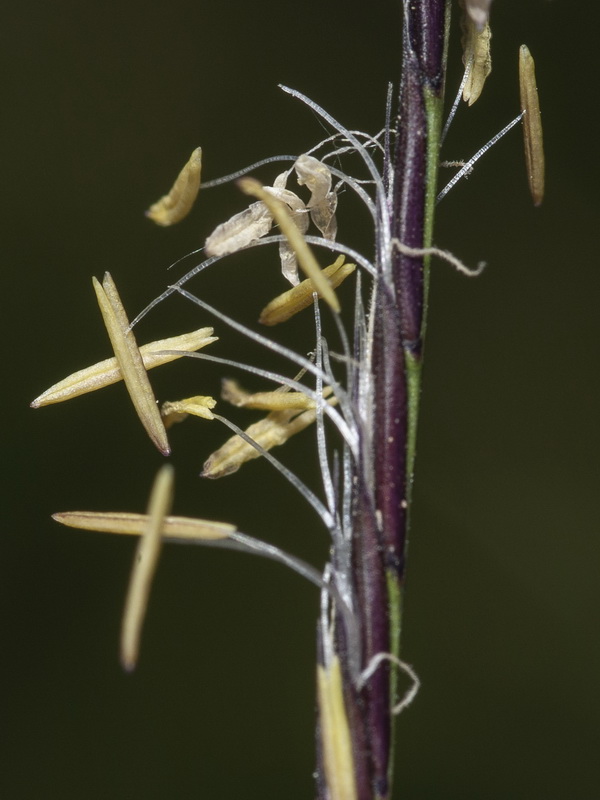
[238,177,340,312]
[294,154,337,240]
[204,201,274,256]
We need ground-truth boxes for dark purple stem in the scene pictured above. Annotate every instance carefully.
[351,1,447,798]
[317,3,448,798]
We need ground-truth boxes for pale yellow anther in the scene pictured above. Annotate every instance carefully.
[238,177,340,313]
[146,147,202,226]
[317,656,358,800]
[221,378,315,411]
[93,272,170,455]
[259,256,355,326]
[31,328,217,408]
[460,10,492,105]
[161,395,217,427]
[52,510,234,540]
[120,465,174,671]
[519,45,545,206]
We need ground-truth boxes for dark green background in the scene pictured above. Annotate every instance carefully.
[4,1,599,797]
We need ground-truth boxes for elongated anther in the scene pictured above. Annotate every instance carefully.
[93,272,170,455]
[259,256,355,326]
[519,45,545,206]
[146,147,202,226]
[31,328,217,408]
[317,656,358,800]
[120,465,174,671]
[52,510,234,540]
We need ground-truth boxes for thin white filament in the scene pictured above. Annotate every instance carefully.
[278,85,391,279]
[212,413,335,532]
[441,58,472,145]
[259,233,376,278]
[163,348,354,448]
[437,112,524,203]
[313,300,337,522]
[391,239,485,277]
[172,286,359,455]
[128,254,221,329]
[200,156,298,189]
[357,652,421,714]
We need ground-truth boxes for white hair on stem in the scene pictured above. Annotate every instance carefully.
[437,112,524,203]
[391,239,486,277]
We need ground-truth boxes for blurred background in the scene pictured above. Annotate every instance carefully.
[3,0,599,797]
